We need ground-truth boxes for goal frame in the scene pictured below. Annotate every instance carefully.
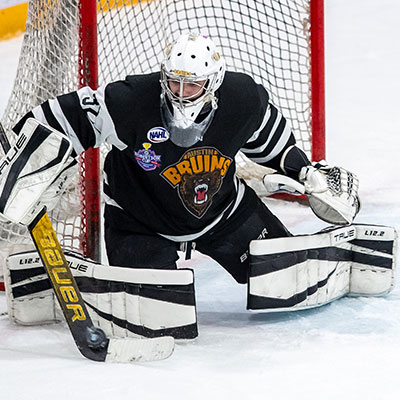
[0,0,326,293]
[78,0,326,261]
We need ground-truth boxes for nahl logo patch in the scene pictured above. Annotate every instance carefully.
[161,147,232,218]
[135,143,161,171]
[147,127,170,143]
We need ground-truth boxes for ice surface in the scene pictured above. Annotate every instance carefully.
[1,0,400,399]
[0,0,27,11]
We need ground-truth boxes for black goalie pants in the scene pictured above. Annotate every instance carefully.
[105,188,290,284]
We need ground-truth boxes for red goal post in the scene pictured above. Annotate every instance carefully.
[78,0,101,263]
[0,0,325,289]
[310,0,326,162]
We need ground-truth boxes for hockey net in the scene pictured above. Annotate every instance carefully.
[0,0,325,288]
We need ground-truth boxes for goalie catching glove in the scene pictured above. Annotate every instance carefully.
[0,118,76,225]
[263,162,360,225]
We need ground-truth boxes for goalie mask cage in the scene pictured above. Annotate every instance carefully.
[0,0,325,275]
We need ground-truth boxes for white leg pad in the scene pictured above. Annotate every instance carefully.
[5,250,198,339]
[248,224,396,311]
[4,249,63,325]
[349,225,397,296]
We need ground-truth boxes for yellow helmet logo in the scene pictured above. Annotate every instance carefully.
[173,69,191,76]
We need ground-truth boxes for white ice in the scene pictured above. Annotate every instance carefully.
[1,0,400,399]
[0,1,26,10]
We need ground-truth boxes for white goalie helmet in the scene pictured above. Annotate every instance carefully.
[160,33,226,130]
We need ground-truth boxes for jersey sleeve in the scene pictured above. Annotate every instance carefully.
[240,84,309,177]
[12,85,127,156]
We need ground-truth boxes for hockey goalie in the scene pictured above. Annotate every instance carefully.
[1,33,396,344]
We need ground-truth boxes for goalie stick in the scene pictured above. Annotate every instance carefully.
[28,208,174,362]
[0,121,174,362]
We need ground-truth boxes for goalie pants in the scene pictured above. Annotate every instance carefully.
[105,188,290,284]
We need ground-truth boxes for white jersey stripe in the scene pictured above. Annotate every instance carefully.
[32,105,50,126]
[247,121,292,163]
[48,98,85,154]
[159,211,226,242]
[226,176,246,220]
[241,111,283,155]
[103,171,109,186]
[103,192,124,210]
[77,85,127,151]
[246,104,272,143]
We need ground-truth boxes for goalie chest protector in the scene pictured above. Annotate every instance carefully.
[102,71,271,236]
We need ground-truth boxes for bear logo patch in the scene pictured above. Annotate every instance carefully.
[161,147,232,218]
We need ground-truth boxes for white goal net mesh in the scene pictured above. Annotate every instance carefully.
[0,0,316,268]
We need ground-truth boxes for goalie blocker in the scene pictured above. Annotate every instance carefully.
[0,118,76,225]
[248,224,397,311]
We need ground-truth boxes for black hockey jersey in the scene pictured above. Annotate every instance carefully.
[14,72,299,240]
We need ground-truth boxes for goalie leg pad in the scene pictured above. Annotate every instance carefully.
[248,224,396,311]
[349,225,397,296]
[4,248,63,325]
[5,251,198,339]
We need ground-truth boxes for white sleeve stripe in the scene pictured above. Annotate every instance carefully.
[103,192,123,210]
[103,171,109,186]
[103,172,123,210]
[78,85,127,151]
[48,98,85,154]
[241,111,283,155]
[226,177,246,220]
[246,105,272,143]
[32,105,49,126]
[279,145,295,173]
[247,121,292,164]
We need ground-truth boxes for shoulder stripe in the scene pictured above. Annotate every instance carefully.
[41,101,64,134]
[77,85,127,151]
[48,98,85,154]
[31,105,49,126]
[58,92,96,149]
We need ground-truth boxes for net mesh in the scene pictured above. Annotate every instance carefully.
[0,0,315,265]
